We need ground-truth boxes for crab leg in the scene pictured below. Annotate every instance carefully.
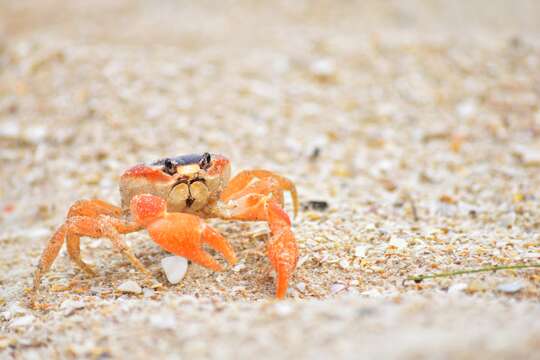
[217,173,299,298]
[31,199,144,307]
[66,231,97,276]
[221,170,299,217]
[130,194,237,271]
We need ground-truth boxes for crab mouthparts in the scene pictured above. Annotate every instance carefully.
[167,181,209,212]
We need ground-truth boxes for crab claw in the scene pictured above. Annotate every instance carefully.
[130,194,237,271]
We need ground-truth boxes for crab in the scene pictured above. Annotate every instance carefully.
[31,153,298,306]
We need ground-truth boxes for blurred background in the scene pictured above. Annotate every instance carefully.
[1,0,539,220]
[1,1,539,359]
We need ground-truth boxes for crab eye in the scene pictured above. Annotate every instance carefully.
[162,159,177,175]
[199,152,212,170]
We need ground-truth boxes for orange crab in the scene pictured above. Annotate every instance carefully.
[31,153,298,306]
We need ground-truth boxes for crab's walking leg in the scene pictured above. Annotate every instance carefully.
[32,223,69,302]
[65,216,144,277]
[98,218,152,276]
[221,170,298,217]
[66,232,97,276]
[266,202,298,298]
[217,173,299,299]
[31,200,144,307]
[130,194,237,272]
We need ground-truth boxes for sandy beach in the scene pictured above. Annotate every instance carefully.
[1,1,539,358]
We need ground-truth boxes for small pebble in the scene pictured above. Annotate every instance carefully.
[60,299,85,309]
[497,281,525,294]
[339,259,350,269]
[388,237,408,250]
[117,280,142,294]
[330,283,347,294]
[354,245,370,258]
[303,200,329,211]
[514,145,540,167]
[0,121,20,139]
[8,303,28,316]
[23,126,48,143]
[233,262,246,272]
[60,299,85,315]
[499,212,516,227]
[0,311,11,321]
[161,256,189,284]
[296,282,306,292]
[143,288,155,298]
[365,223,377,231]
[448,283,468,294]
[456,99,477,118]
[10,315,35,328]
[310,59,336,80]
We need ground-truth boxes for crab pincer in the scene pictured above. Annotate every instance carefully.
[130,194,237,271]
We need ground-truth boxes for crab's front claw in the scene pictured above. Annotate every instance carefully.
[130,194,237,272]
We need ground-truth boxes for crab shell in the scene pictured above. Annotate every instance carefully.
[119,153,231,216]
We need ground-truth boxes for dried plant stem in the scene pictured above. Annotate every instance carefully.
[406,264,540,283]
